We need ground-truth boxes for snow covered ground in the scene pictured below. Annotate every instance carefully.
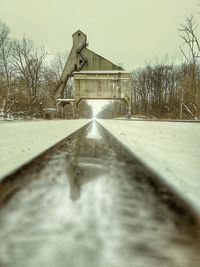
[1,118,200,215]
[0,120,90,179]
[98,119,200,214]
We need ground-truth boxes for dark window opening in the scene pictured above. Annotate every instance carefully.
[79,59,83,65]
[78,32,81,36]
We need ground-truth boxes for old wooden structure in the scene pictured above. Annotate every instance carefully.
[56,30,132,118]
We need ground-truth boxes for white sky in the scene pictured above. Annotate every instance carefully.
[0,0,199,71]
[87,100,109,116]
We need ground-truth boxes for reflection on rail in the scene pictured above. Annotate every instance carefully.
[0,121,199,267]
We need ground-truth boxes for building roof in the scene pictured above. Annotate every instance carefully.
[72,30,86,37]
[73,70,130,74]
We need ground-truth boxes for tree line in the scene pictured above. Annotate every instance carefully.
[98,16,200,120]
[0,22,92,119]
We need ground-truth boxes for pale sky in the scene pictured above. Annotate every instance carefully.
[87,100,109,116]
[0,0,199,71]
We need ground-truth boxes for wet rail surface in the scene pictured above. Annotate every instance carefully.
[0,121,199,267]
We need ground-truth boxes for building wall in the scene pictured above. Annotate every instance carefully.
[74,72,132,104]
[81,48,122,71]
[59,30,122,92]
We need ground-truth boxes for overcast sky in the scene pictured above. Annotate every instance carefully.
[0,0,199,71]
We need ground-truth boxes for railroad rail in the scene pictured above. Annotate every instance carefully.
[0,121,199,267]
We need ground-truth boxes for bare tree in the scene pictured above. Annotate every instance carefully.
[50,52,75,100]
[0,21,15,115]
[132,60,178,119]
[97,100,126,119]
[179,16,200,65]
[12,37,47,116]
[51,52,68,82]
[178,16,200,119]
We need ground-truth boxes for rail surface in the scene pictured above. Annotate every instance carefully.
[0,121,199,267]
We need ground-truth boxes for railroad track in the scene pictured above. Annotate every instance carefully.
[0,121,199,267]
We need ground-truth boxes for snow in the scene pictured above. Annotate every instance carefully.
[97,119,200,213]
[0,120,90,180]
[1,118,200,214]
